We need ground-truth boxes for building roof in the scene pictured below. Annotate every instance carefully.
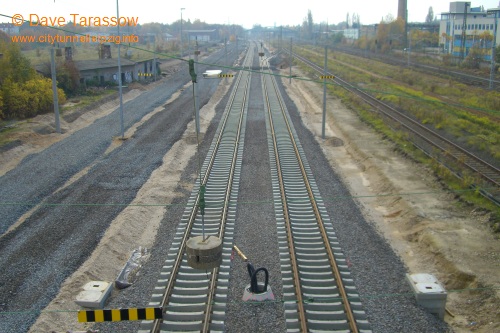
[185,30,217,33]
[74,58,137,71]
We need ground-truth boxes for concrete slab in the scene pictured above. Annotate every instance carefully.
[75,281,113,308]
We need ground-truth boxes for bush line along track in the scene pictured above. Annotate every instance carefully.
[261,55,371,332]
[290,51,500,206]
[331,46,500,90]
[140,44,254,333]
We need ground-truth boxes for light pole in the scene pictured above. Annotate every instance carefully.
[180,8,185,59]
[117,0,124,138]
[487,8,499,90]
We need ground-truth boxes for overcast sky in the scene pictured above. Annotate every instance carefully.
[1,0,500,28]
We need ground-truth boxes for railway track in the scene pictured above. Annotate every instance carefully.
[137,42,372,332]
[330,45,500,90]
[138,43,254,333]
[289,51,500,206]
[261,56,371,332]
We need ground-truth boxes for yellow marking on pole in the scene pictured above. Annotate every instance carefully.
[129,308,138,320]
[77,307,162,322]
[77,311,87,323]
[218,74,234,78]
[147,307,157,319]
[319,75,335,79]
[94,309,105,322]
[111,308,121,321]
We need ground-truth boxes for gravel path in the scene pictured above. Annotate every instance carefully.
[0,46,240,333]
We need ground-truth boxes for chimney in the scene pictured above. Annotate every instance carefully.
[398,0,407,21]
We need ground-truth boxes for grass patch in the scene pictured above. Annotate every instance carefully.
[61,89,117,113]
[293,45,500,231]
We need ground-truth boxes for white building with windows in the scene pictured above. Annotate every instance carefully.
[439,1,500,60]
[0,23,20,35]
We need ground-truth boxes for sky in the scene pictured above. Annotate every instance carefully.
[1,0,500,29]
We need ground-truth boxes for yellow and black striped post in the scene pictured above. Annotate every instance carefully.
[218,74,234,78]
[77,307,162,322]
[138,72,154,77]
[319,75,335,79]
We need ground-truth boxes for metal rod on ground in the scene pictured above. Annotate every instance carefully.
[50,46,61,134]
[233,245,248,262]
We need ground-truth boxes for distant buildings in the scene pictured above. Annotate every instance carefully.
[439,1,500,60]
[35,45,159,87]
[184,30,218,42]
[0,23,19,35]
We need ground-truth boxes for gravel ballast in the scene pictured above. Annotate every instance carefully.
[0,44,450,333]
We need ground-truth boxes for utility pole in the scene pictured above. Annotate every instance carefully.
[224,37,227,68]
[194,39,200,133]
[289,37,292,84]
[407,30,411,67]
[180,8,185,59]
[50,46,61,134]
[460,2,470,61]
[488,9,499,90]
[322,45,327,139]
[117,0,124,139]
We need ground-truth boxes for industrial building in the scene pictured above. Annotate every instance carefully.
[439,1,500,60]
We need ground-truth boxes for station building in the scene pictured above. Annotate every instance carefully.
[439,1,500,60]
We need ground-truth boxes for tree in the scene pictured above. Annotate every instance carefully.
[426,7,434,23]
[376,17,405,53]
[0,41,35,85]
[56,60,81,96]
[307,10,314,38]
[352,13,361,29]
[0,37,66,120]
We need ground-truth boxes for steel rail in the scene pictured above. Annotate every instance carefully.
[263,59,360,332]
[149,48,253,332]
[263,70,309,333]
[291,50,500,204]
[201,60,251,333]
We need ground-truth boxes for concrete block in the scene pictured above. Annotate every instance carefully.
[75,281,113,308]
[406,273,447,319]
[242,283,275,302]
